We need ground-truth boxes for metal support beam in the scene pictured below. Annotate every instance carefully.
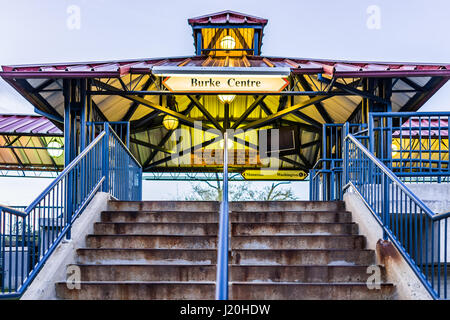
[92,80,215,132]
[317,75,388,105]
[130,138,173,154]
[231,96,266,129]
[122,75,156,121]
[297,75,334,123]
[188,96,223,131]
[241,96,330,131]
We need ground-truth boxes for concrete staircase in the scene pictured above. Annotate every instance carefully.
[55,201,396,300]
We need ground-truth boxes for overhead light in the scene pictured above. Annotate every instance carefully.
[47,140,63,158]
[218,94,236,104]
[220,35,236,50]
[392,142,399,156]
[163,114,179,130]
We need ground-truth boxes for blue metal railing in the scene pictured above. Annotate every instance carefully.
[0,124,142,298]
[310,123,368,201]
[369,112,450,183]
[344,132,449,299]
[311,112,450,201]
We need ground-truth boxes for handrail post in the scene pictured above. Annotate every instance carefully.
[343,123,350,197]
[216,131,229,300]
[102,124,110,193]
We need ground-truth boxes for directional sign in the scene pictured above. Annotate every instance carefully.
[162,75,289,93]
[241,169,308,181]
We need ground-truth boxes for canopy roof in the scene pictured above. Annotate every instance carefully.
[0,11,449,173]
[0,114,63,172]
[394,117,449,138]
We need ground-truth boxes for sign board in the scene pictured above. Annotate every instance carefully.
[163,75,289,93]
[241,169,308,180]
[191,149,261,166]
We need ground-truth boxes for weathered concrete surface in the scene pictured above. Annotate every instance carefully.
[231,235,366,250]
[231,283,395,300]
[56,282,216,300]
[230,201,345,212]
[56,200,395,300]
[108,200,219,212]
[344,190,433,300]
[94,222,219,235]
[77,248,217,265]
[21,192,110,300]
[232,249,376,265]
[231,265,387,282]
[71,264,217,281]
[232,222,358,236]
[86,234,218,249]
[405,183,450,214]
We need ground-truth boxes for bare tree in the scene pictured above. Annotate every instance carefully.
[185,179,297,201]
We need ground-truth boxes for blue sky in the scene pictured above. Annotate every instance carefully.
[0,0,449,204]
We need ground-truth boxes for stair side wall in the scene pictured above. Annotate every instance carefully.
[20,192,111,300]
[344,189,432,300]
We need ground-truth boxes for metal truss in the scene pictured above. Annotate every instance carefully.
[0,169,58,178]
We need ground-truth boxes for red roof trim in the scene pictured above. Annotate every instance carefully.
[1,56,450,79]
[188,10,268,25]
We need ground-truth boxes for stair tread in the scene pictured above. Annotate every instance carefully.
[57,281,216,284]
[78,248,372,252]
[70,263,380,267]
[71,263,216,267]
[95,222,355,225]
[231,282,395,286]
[57,281,392,286]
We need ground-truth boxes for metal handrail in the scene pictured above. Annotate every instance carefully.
[0,124,142,298]
[344,132,449,299]
[0,205,26,218]
[345,134,435,219]
[216,131,229,300]
[108,125,141,168]
[24,131,106,215]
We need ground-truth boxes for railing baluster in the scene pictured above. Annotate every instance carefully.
[343,131,447,300]
[0,124,141,298]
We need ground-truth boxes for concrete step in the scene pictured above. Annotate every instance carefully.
[86,235,217,249]
[232,222,358,236]
[70,264,216,281]
[108,201,219,212]
[231,211,352,223]
[230,283,396,300]
[93,222,357,236]
[76,248,375,266]
[101,210,352,224]
[76,248,217,265]
[231,235,366,250]
[232,249,375,265]
[230,201,345,212]
[101,211,219,223]
[94,222,218,235]
[69,264,385,283]
[231,265,387,283]
[108,200,344,213]
[55,281,215,300]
